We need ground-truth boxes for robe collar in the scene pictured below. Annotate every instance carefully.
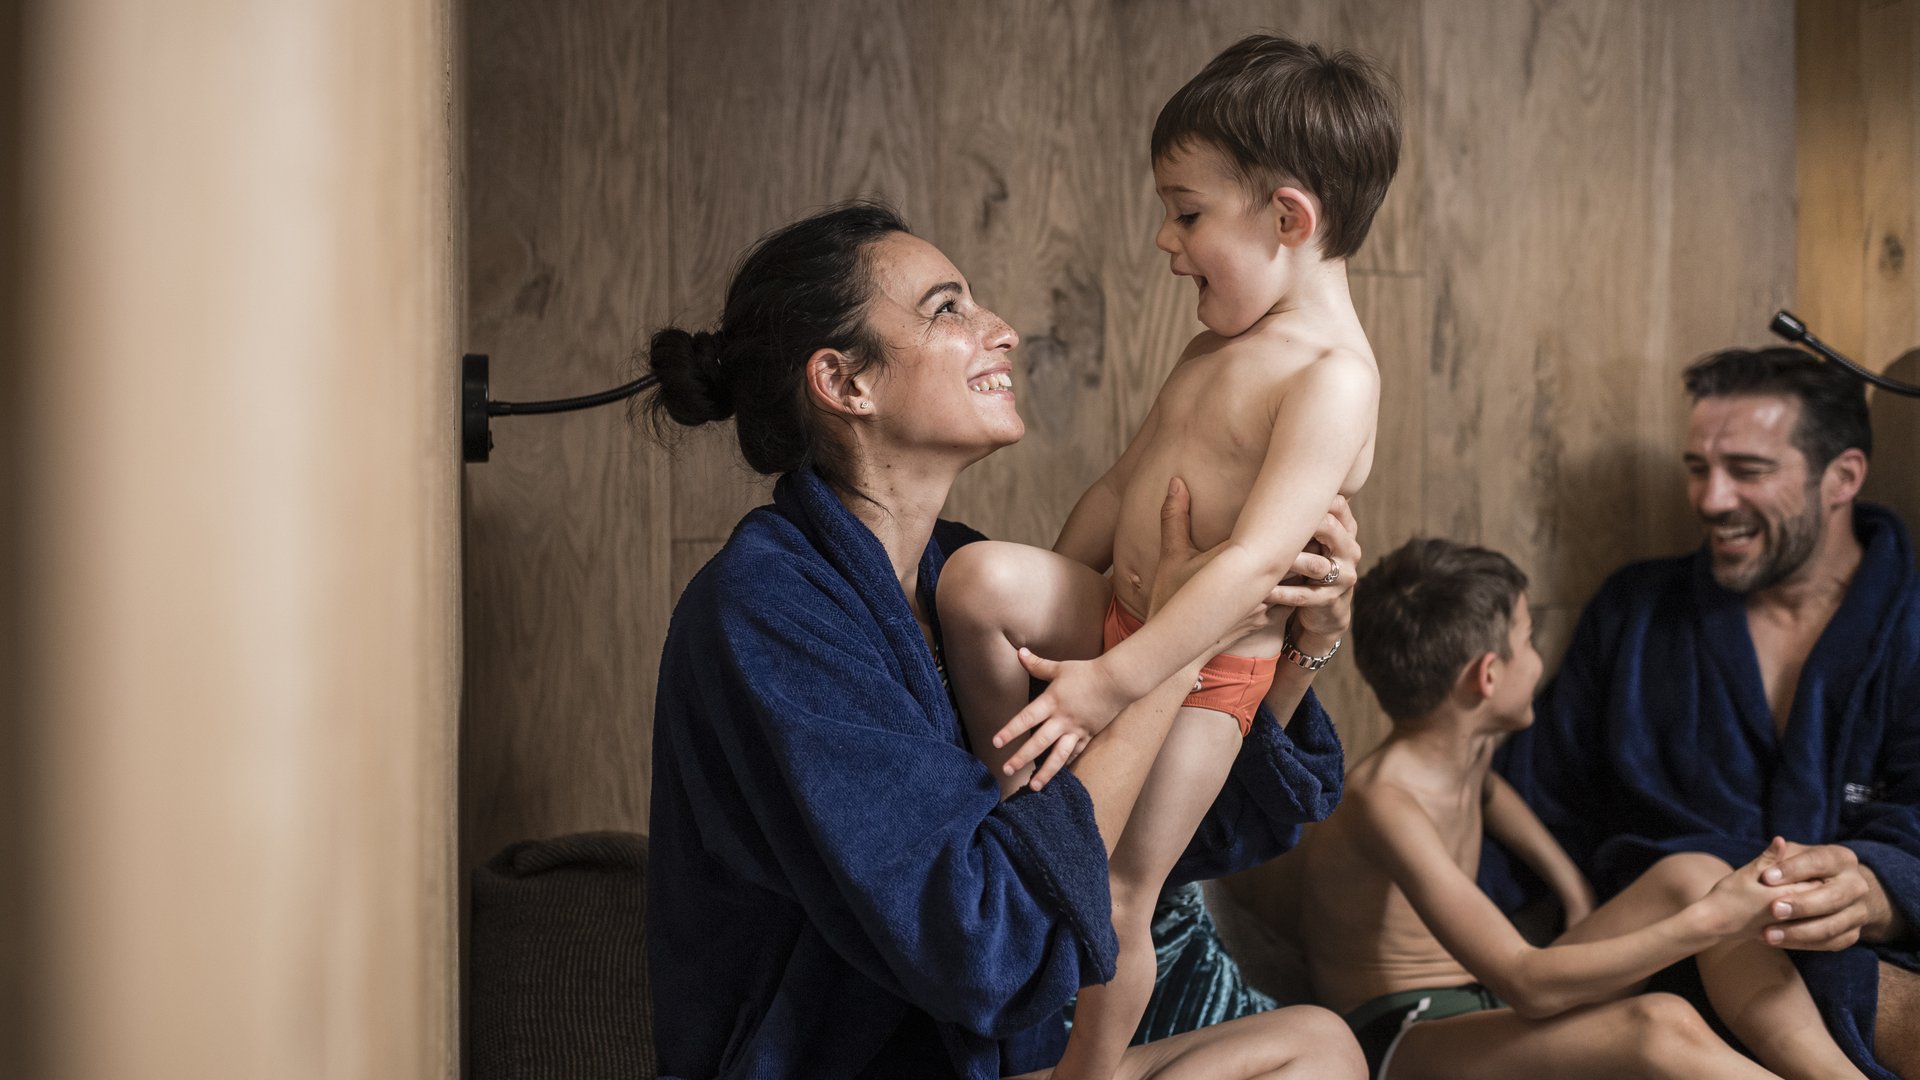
[1692,502,1917,747]
[771,468,961,740]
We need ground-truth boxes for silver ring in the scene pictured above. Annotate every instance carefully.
[1320,559,1340,586]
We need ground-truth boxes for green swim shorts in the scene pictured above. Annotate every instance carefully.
[1343,982,1504,1079]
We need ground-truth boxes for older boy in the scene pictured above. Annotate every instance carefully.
[1296,538,1849,1079]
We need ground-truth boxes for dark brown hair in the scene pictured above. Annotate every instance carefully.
[642,200,906,492]
[1682,346,1872,472]
[1151,34,1401,260]
[1352,538,1529,722]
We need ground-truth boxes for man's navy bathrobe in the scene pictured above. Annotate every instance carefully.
[1494,503,1920,1079]
[648,469,1344,1080]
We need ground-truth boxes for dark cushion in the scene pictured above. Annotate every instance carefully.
[469,831,655,1080]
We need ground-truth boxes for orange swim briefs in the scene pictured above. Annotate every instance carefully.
[1101,595,1277,738]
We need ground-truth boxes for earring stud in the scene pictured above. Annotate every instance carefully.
[858,401,872,411]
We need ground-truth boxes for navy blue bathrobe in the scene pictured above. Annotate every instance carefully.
[647,469,1344,1080]
[1495,503,1920,1078]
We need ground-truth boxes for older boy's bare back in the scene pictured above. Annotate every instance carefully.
[1299,746,1482,1014]
[1106,316,1377,659]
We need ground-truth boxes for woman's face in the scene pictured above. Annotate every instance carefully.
[859,232,1024,463]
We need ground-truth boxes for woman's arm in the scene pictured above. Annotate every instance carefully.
[1483,772,1596,926]
[1354,786,1793,1020]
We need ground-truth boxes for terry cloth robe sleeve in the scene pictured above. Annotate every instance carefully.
[1169,691,1344,885]
[711,564,1117,1029]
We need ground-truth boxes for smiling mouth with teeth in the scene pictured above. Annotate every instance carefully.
[968,371,1014,394]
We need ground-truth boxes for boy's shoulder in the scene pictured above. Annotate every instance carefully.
[1180,323,1378,390]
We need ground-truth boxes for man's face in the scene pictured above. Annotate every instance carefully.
[1683,394,1825,593]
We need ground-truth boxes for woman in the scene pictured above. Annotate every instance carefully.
[644,200,1363,1079]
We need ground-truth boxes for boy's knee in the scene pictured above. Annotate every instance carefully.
[937,542,1025,625]
[1647,851,1732,904]
[1272,1006,1364,1076]
[1625,993,1715,1059]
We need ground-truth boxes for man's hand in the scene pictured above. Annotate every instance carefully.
[1760,841,1904,949]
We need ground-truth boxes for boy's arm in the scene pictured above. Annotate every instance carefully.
[1482,773,1596,926]
[996,352,1377,763]
[1352,785,1789,1021]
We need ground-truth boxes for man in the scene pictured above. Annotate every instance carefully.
[1495,347,1920,1079]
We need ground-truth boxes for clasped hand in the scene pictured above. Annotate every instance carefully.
[991,479,1360,791]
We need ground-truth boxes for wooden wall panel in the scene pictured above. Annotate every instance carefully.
[463,1,1794,872]
[463,1,674,868]
[0,0,28,1074]
[22,1,460,1078]
[1798,0,1920,545]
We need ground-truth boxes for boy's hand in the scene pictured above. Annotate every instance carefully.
[1000,477,1208,792]
[1698,837,1813,939]
[992,652,1134,790]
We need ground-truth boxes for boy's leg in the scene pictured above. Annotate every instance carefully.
[1556,852,1864,1079]
[937,541,1110,798]
[1053,706,1243,1080]
[1385,995,1780,1080]
[1005,1005,1363,1080]
[1552,851,1732,947]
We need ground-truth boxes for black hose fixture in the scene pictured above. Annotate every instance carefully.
[462,353,657,463]
[1769,311,1920,398]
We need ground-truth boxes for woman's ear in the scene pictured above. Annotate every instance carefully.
[1270,186,1321,251]
[806,348,876,419]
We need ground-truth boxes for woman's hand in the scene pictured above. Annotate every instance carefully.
[1274,496,1360,645]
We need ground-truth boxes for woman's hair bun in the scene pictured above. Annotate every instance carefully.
[646,325,734,427]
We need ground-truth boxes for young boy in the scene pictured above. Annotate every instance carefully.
[1297,537,1866,1080]
[938,35,1397,1080]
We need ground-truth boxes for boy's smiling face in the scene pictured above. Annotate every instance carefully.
[1152,142,1299,336]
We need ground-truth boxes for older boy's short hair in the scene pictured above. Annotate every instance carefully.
[1682,346,1872,471]
[1151,33,1401,260]
[1352,538,1529,722]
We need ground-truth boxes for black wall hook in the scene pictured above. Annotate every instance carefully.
[1770,311,1920,398]
[462,353,658,463]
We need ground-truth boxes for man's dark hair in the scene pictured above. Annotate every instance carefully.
[1150,34,1401,260]
[1682,347,1872,471]
[1352,538,1529,722]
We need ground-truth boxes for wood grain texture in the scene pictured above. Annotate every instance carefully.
[463,0,673,869]
[464,1,1796,881]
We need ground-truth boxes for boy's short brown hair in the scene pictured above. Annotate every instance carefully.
[1151,34,1401,260]
[1352,538,1529,722]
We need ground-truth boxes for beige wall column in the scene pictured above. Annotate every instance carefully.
[17,1,461,1077]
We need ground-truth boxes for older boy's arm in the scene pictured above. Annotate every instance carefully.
[1355,786,1772,1021]
[1482,773,1595,926]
